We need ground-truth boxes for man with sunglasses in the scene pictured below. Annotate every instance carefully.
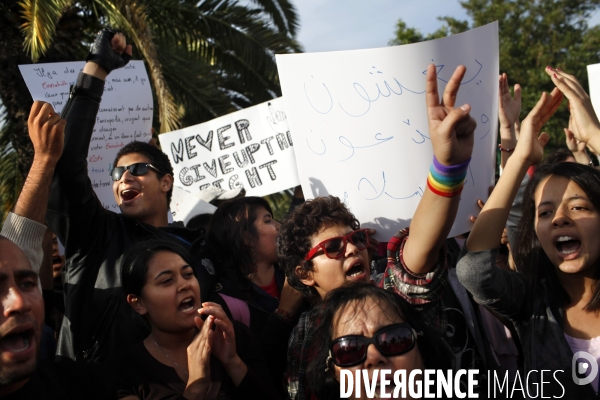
[44,29,208,364]
[279,65,496,399]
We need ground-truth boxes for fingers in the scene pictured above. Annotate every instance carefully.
[513,83,522,102]
[499,73,508,96]
[538,132,550,149]
[453,114,477,137]
[425,64,440,109]
[111,32,127,54]
[565,128,576,143]
[194,315,204,331]
[547,67,588,100]
[125,45,133,57]
[199,302,230,323]
[442,65,467,108]
[437,104,473,137]
[29,101,45,124]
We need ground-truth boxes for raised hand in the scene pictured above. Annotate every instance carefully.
[86,29,133,75]
[198,303,237,365]
[498,73,522,131]
[426,64,476,166]
[546,67,600,152]
[28,101,65,165]
[564,112,591,164]
[184,314,213,399]
[513,88,563,166]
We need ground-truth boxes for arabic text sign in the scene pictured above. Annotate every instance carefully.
[276,22,499,240]
[159,98,300,197]
[19,61,153,211]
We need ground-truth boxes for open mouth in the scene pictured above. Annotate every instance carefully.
[346,260,366,279]
[0,329,33,354]
[178,297,195,313]
[52,255,63,270]
[555,235,581,255]
[121,189,140,202]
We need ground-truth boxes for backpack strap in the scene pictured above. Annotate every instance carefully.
[218,293,250,327]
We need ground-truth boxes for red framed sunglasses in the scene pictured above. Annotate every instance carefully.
[304,229,369,261]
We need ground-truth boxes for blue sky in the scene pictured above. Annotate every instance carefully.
[294,0,600,52]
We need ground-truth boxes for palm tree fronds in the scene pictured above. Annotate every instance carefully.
[19,0,74,61]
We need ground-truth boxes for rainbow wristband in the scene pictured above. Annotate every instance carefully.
[427,157,470,197]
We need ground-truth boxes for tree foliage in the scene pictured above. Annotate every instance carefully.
[0,0,300,221]
[390,0,600,151]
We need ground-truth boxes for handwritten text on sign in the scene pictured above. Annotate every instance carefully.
[276,23,499,240]
[19,61,153,212]
[159,98,300,197]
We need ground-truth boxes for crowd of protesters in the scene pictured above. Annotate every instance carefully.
[2,27,600,400]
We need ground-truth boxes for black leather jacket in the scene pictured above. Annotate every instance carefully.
[47,72,207,364]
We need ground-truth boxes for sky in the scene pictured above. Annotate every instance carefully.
[294,0,600,53]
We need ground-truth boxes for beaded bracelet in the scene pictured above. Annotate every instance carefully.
[427,157,470,197]
[498,144,515,152]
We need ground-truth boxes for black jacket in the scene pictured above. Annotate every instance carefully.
[47,72,209,364]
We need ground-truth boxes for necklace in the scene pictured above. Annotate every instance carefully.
[152,335,189,377]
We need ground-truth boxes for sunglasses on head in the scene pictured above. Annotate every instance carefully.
[110,163,163,181]
[304,229,369,261]
[328,323,418,367]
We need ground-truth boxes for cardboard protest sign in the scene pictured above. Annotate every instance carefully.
[159,97,300,197]
[170,186,217,225]
[19,61,153,211]
[276,22,499,240]
[587,63,600,120]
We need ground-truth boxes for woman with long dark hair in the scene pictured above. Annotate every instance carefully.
[112,239,279,399]
[458,68,600,398]
[202,197,304,393]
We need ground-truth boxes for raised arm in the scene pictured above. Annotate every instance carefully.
[402,64,475,274]
[1,102,65,276]
[46,29,131,251]
[466,88,563,252]
[498,73,522,169]
[547,67,600,155]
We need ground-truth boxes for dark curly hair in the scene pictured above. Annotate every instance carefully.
[113,141,175,205]
[515,162,600,311]
[277,195,360,299]
[206,197,274,285]
[306,282,453,399]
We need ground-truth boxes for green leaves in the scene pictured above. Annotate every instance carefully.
[390,0,600,153]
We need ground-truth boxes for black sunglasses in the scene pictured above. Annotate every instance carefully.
[329,323,418,367]
[110,163,163,181]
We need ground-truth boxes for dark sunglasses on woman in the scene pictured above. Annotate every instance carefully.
[328,323,419,367]
[110,162,163,181]
[304,229,370,261]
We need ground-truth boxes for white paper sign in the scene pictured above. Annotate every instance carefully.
[19,61,153,211]
[159,97,300,197]
[171,186,217,225]
[587,63,600,120]
[276,23,499,240]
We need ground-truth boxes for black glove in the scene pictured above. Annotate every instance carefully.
[86,29,131,74]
